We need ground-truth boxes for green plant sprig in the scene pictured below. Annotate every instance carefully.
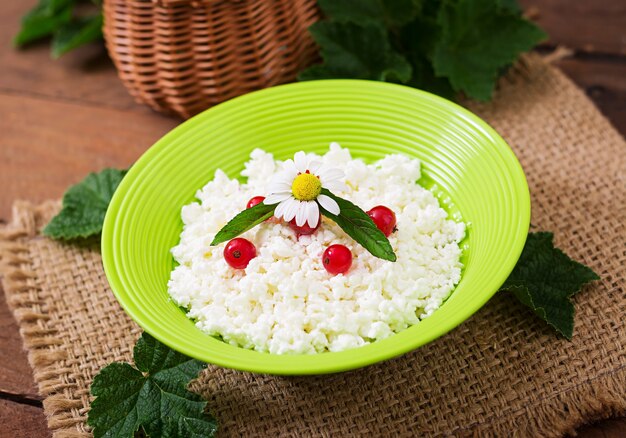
[15,0,103,59]
[299,0,547,101]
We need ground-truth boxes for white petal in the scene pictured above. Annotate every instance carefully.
[268,182,292,194]
[274,196,298,219]
[274,199,288,219]
[323,180,349,193]
[306,201,319,228]
[295,203,308,226]
[283,198,300,222]
[264,192,292,204]
[268,171,296,191]
[294,151,308,173]
[282,159,299,177]
[319,168,345,183]
[317,194,340,215]
[308,161,322,174]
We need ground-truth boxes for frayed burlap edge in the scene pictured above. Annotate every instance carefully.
[0,201,91,438]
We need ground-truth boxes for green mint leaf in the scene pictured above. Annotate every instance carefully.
[319,189,396,262]
[43,168,127,240]
[432,0,546,100]
[501,232,600,339]
[51,13,103,58]
[210,202,276,246]
[317,0,421,28]
[14,0,72,47]
[88,333,217,438]
[298,22,412,83]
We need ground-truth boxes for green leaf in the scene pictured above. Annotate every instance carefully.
[298,22,412,83]
[399,6,441,59]
[46,0,74,14]
[317,0,422,28]
[399,10,456,99]
[300,0,545,102]
[88,333,217,438]
[406,55,456,100]
[43,168,127,240]
[501,232,600,339]
[14,0,73,47]
[319,189,396,262]
[383,0,424,28]
[51,13,103,58]
[317,0,385,26]
[432,0,546,100]
[210,202,276,246]
[497,0,522,13]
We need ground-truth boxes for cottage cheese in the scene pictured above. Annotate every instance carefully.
[168,144,465,354]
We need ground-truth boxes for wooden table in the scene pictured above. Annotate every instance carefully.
[0,0,624,436]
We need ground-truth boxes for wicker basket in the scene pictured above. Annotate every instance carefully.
[103,0,321,118]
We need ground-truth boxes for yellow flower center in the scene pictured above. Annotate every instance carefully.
[291,172,321,201]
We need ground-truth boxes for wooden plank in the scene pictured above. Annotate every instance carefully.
[0,93,178,221]
[0,0,138,111]
[556,56,626,137]
[0,399,50,438]
[557,57,626,93]
[578,418,626,438]
[520,0,626,54]
[0,286,40,399]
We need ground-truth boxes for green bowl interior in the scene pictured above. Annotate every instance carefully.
[102,80,530,375]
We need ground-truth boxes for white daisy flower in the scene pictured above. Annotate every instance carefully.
[264,151,348,227]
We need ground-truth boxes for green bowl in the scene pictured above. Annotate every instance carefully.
[102,80,530,375]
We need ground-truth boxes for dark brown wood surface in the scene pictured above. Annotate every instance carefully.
[0,0,624,436]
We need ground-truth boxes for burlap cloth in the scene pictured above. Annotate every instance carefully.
[1,54,625,437]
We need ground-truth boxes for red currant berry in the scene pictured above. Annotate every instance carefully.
[223,238,257,269]
[247,196,278,222]
[367,205,397,237]
[246,196,265,209]
[289,218,320,236]
[322,244,352,275]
